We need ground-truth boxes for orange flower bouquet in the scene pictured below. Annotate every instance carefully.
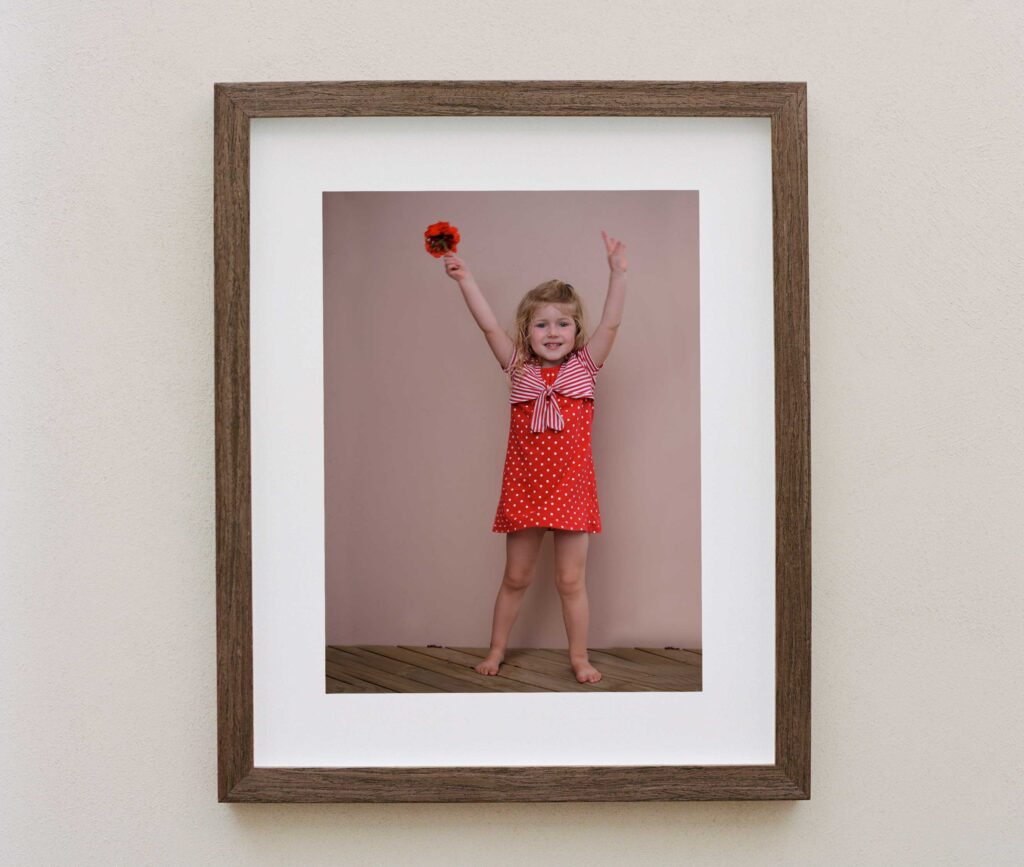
[424,221,460,258]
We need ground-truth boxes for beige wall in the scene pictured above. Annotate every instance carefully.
[324,191,700,647]
[4,1,1022,864]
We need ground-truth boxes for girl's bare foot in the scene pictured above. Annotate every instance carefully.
[571,657,602,684]
[474,650,504,675]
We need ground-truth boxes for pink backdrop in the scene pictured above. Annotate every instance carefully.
[324,190,701,647]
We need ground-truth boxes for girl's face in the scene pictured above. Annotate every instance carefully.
[528,304,577,366]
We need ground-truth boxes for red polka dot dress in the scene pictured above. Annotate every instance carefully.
[492,344,604,534]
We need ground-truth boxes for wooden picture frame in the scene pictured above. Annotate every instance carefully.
[215,80,809,802]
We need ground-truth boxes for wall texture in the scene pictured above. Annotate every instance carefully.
[3,1,1021,863]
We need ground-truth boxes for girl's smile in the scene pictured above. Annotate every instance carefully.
[529,304,577,367]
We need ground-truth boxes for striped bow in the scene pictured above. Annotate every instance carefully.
[525,382,566,433]
[509,346,599,433]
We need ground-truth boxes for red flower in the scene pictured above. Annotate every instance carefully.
[424,221,460,257]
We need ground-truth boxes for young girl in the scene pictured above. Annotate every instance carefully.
[442,230,628,684]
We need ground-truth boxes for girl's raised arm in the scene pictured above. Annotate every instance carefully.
[586,230,628,369]
[443,254,515,369]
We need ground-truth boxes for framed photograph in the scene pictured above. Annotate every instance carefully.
[215,81,809,802]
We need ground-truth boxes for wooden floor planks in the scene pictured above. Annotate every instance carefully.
[326,646,703,694]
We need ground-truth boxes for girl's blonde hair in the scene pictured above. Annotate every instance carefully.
[507,279,589,381]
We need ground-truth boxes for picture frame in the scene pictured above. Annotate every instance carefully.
[215,80,809,802]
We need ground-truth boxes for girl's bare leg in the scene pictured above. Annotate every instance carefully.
[475,527,546,675]
[553,530,601,683]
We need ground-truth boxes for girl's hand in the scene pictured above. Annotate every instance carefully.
[442,253,472,283]
[601,230,628,273]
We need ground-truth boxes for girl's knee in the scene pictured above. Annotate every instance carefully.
[554,566,586,597]
[502,567,534,592]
